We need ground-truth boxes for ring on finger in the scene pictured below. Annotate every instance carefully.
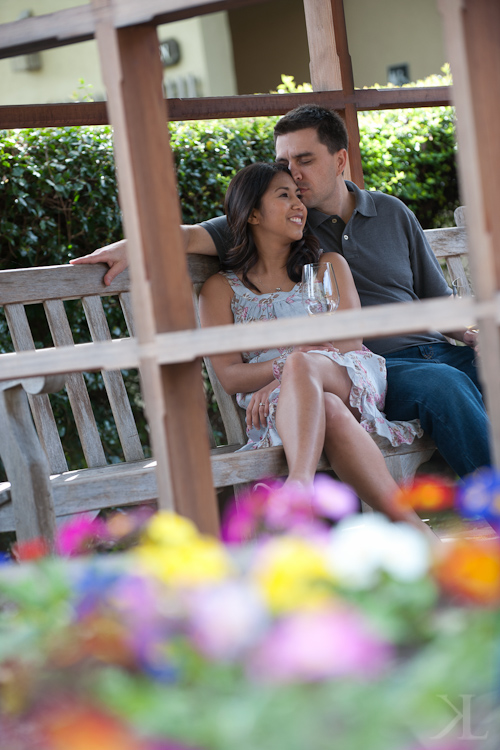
[259,402,265,407]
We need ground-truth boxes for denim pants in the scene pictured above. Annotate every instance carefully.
[384,343,490,477]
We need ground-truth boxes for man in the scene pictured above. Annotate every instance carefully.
[72,104,489,476]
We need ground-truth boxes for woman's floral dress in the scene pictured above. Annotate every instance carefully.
[222,271,423,450]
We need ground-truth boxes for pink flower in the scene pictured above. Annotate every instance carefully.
[248,605,392,683]
[56,515,110,556]
[222,475,358,543]
[311,474,358,520]
[187,581,268,660]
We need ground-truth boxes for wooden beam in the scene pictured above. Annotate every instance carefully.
[92,1,219,534]
[438,0,500,466]
[0,294,496,382]
[303,0,363,186]
[0,0,269,59]
[0,87,453,130]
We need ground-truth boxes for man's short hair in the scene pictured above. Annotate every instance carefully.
[274,104,349,154]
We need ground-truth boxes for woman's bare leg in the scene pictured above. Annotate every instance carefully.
[275,351,356,485]
[275,351,428,527]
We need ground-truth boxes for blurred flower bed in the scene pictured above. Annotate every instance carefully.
[0,472,499,750]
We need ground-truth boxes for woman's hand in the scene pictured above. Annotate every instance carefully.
[293,342,339,353]
[246,380,279,430]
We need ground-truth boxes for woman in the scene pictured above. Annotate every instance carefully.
[199,163,424,524]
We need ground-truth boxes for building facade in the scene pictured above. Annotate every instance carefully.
[0,0,446,106]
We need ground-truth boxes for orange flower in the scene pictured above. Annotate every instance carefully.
[394,476,455,512]
[41,701,143,750]
[435,538,500,605]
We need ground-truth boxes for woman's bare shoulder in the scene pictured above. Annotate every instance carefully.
[200,271,233,296]
[321,252,350,274]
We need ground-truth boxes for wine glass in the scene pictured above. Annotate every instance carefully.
[451,277,478,334]
[301,261,340,316]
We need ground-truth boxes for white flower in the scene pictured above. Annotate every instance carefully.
[326,514,431,588]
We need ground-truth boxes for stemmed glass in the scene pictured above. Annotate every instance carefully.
[301,261,340,315]
[451,278,478,334]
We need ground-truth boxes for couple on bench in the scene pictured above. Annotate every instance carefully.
[73,105,488,531]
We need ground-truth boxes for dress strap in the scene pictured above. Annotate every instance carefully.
[219,270,257,299]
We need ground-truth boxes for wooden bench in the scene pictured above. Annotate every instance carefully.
[0,209,469,543]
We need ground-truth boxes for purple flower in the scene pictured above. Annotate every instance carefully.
[247,605,392,683]
[73,565,123,618]
[456,468,500,523]
[187,580,268,660]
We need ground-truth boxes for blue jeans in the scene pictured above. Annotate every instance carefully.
[384,343,490,477]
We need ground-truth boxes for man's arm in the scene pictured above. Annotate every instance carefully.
[70,225,218,286]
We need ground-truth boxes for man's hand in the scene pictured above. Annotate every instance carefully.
[69,225,218,286]
[463,328,480,355]
[70,239,127,286]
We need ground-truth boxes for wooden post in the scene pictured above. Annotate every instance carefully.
[438,0,500,466]
[91,0,219,534]
[302,0,364,187]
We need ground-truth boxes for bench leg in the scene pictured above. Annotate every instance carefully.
[0,386,56,547]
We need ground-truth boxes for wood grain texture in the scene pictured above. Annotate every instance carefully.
[0,433,437,533]
[4,304,68,474]
[0,87,453,130]
[94,14,218,532]
[438,0,500,467]
[44,298,107,468]
[0,386,56,544]
[0,264,131,305]
[302,0,363,186]
[82,295,145,462]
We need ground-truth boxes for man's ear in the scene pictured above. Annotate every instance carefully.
[337,148,348,176]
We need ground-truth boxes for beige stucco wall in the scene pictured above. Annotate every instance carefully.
[0,1,237,105]
[228,0,446,94]
[344,0,446,86]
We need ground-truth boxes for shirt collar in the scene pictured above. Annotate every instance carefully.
[306,180,377,229]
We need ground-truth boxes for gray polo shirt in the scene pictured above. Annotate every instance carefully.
[199,180,451,355]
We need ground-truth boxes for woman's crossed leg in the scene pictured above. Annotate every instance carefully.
[275,350,420,523]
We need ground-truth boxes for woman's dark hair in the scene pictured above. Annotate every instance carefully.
[223,162,320,293]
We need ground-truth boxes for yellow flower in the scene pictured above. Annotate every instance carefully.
[251,536,334,613]
[141,511,199,548]
[136,536,232,586]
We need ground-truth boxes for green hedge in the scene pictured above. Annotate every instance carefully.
[0,95,458,477]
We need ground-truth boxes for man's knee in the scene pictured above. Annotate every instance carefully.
[387,361,480,402]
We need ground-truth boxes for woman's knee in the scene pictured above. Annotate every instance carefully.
[282,351,317,383]
[324,393,353,423]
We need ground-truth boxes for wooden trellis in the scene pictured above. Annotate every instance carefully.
[0,0,499,535]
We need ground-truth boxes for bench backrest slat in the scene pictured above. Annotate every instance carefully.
[82,295,144,462]
[44,298,108,468]
[0,264,131,305]
[4,303,68,474]
[119,291,136,338]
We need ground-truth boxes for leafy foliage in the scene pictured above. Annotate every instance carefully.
[0,78,459,479]
[359,106,458,229]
